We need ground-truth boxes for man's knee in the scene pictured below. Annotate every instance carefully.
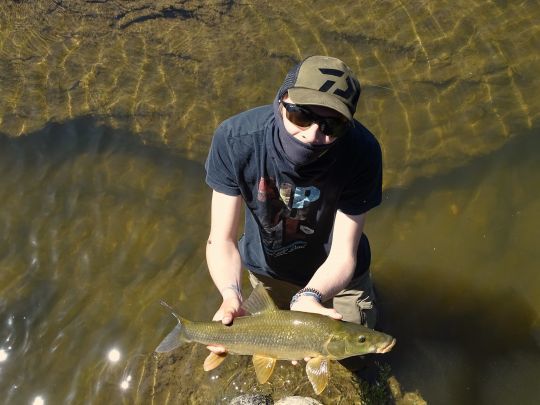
[248,272,299,309]
[333,271,378,328]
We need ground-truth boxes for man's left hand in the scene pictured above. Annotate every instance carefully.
[290,295,343,364]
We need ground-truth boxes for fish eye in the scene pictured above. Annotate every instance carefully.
[358,335,366,343]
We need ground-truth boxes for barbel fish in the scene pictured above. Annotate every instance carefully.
[156,283,395,394]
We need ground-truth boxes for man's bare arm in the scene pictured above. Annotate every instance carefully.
[206,190,243,325]
[290,211,366,318]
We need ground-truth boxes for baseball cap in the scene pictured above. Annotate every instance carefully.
[278,56,361,121]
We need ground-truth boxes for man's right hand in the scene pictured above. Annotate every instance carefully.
[207,296,245,354]
[212,295,244,325]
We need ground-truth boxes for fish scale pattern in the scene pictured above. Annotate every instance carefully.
[183,311,334,360]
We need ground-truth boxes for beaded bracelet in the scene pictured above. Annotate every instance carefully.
[290,287,324,309]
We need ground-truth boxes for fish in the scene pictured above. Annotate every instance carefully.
[156,283,396,395]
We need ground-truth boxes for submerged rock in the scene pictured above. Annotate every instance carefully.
[136,342,424,404]
[275,396,323,405]
[231,394,274,405]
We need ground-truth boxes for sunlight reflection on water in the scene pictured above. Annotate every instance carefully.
[0,348,8,362]
[107,348,121,363]
[31,396,45,405]
[120,375,131,390]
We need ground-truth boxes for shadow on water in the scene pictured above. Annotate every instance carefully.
[372,133,540,405]
[0,116,203,170]
[0,116,209,290]
[0,116,213,404]
[377,272,540,405]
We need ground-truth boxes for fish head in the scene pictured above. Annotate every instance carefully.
[325,322,396,359]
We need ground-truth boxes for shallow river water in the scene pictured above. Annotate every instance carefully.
[0,1,539,404]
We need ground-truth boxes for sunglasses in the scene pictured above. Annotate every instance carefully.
[281,101,350,138]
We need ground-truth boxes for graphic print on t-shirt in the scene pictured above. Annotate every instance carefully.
[256,176,321,257]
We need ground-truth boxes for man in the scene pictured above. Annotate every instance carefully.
[205,56,382,335]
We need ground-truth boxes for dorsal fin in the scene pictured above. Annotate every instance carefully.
[241,283,278,314]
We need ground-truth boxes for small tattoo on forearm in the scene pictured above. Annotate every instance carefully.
[220,284,241,295]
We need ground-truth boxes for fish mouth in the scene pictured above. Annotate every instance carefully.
[376,338,396,354]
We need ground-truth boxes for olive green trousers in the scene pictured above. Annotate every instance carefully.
[248,270,377,328]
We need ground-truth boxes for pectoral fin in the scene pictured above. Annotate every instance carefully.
[306,356,330,395]
[203,352,227,371]
[252,355,277,384]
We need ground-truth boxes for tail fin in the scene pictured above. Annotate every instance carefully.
[155,301,184,353]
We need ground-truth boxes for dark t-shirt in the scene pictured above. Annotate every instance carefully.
[205,104,382,285]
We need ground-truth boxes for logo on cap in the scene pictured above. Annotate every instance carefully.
[317,68,357,101]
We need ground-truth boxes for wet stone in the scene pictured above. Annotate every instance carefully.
[137,342,424,404]
[275,396,323,405]
[230,394,274,405]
